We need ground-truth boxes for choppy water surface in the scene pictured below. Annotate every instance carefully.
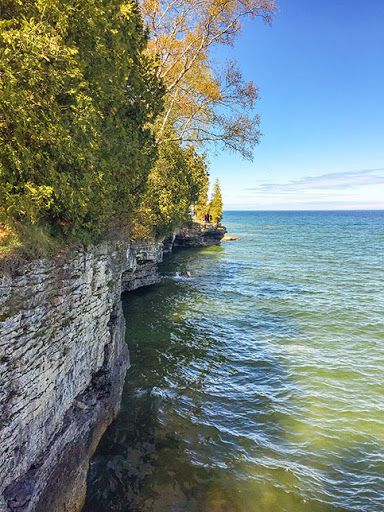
[84,211,384,512]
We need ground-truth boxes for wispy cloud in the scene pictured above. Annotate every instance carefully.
[223,167,384,209]
[246,168,384,193]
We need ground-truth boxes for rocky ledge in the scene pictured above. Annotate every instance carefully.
[0,224,225,512]
[173,222,227,248]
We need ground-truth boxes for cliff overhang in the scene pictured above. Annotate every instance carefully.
[0,225,225,512]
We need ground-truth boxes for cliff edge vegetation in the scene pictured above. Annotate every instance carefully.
[0,0,163,256]
[0,0,275,258]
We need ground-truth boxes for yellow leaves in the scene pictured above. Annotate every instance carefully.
[24,183,54,207]
[140,0,275,150]
[119,2,134,19]
[141,0,160,18]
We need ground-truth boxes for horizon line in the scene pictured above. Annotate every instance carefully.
[222,208,384,212]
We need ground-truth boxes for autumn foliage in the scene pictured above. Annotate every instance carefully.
[131,0,276,237]
[141,0,276,157]
[0,0,276,253]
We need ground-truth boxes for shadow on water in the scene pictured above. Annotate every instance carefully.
[84,244,382,512]
[83,276,230,511]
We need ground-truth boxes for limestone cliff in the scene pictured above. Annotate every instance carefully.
[0,225,224,512]
[0,241,163,512]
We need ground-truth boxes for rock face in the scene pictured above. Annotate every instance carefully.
[0,224,224,512]
[0,240,163,512]
[162,234,176,254]
[173,222,226,248]
[122,242,163,292]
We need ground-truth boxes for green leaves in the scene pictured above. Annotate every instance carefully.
[135,138,209,238]
[0,0,163,243]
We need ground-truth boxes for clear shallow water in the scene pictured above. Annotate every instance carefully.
[84,211,384,512]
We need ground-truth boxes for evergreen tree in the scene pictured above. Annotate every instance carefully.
[209,179,223,224]
[0,0,163,244]
[194,178,209,223]
[133,137,209,238]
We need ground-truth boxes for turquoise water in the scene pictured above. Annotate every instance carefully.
[84,211,384,512]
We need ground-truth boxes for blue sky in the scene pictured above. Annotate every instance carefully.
[209,0,384,209]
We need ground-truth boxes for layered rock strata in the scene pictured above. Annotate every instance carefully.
[0,224,225,512]
[121,242,163,292]
[173,222,227,248]
[0,241,163,512]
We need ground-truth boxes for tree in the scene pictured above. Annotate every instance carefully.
[194,177,209,223]
[0,0,163,243]
[209,178,223,224]
[133,135,209,238]
[140,0,276,158]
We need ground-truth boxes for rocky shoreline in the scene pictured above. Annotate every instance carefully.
[0,223,225,512]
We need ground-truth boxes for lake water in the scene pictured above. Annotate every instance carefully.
[84,211,384,512]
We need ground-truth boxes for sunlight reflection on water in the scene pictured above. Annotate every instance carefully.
[85,211,384,512]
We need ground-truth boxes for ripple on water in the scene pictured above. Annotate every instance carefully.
[84,211,384,512]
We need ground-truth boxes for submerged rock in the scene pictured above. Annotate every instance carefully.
[175,271,191,278]
[222,234,239,241]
